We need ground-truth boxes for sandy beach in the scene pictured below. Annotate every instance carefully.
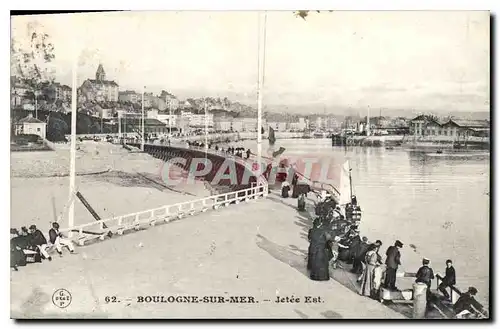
[10,142,210,232]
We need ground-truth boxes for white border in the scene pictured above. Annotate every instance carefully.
[2,1,497,329]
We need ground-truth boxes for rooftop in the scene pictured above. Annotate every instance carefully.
[17,114,45,124]
[87,79,119,87]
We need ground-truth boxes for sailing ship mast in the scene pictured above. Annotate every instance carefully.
[256,12,267,169]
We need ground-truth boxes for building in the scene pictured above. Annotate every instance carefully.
[119,90,140,103]
[14,114,47,139]
[119,118,171,135]
[410,115,490,138]
[189,114,214,127]
[79,64,119,102]
[214,116,233,132]
[11,76,29,107]
[53,83,71,102]
[160,91,180,110]
[267,122,287,132]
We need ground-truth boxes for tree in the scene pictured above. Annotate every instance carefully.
[11,22,56,117]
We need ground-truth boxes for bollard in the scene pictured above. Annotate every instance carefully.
[413,282,428,319]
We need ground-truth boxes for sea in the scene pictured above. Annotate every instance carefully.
[238,138,490,307]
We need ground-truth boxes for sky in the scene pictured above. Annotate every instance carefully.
[11,11,490,114]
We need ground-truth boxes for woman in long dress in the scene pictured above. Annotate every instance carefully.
[359,244,378,297]
[307,222,333,281]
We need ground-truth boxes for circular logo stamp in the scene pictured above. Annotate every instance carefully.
[52,289,72,308]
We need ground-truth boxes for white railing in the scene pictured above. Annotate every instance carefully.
[60,183,268,246]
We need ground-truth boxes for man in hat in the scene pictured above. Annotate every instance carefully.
[29,225,52,261]
[384,240,403,290]
[453,287,485,318]
[49,222,75,256]
[416,258,435,288]
[438,259,456,301]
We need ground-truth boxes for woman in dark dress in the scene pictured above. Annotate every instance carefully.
[307,222,333,281]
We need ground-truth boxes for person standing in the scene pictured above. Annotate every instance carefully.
[29,225,52,261]
[352,236,370,275]
[359,244,379,298]
[49,222,75,256]
[307,222,333,281]
[438,259,456,301]
[384,240,403,290]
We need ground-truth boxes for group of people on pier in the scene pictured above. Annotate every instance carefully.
[187,141,252,159]
[10,222,75,271]
[304,190,486,319]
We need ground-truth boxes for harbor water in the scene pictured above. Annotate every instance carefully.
[238,138,490,307]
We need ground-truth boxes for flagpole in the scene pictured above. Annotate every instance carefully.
[141,86,145,151]
[68,49,78,236]
[204,100,208,157]
[257,11,267,172]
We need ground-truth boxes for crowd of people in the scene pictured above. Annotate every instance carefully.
[302,190,486,319]
[187,141,253,159]
[10,222,76,271]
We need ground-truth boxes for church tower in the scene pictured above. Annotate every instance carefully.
[95,64,106,81]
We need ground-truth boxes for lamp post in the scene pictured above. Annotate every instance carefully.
[141,86,145,151]
[34,90,40,119]
[68,51,78,237]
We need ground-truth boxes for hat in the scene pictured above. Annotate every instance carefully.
[10,228,19,235]
[395,240,403,248]
[468,287,478,295]
[29,225,36,230]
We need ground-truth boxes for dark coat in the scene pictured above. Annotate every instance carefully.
[443,266,456,286]
[49,228,61,244]
[10,238,27,267]
[385,246,401,269]
[348,235,362,259]
[30,230,47,246]
[453,293,482,315]
[416,265,435,287]
[307,226,332,281]
[281,185,290,198]
[355,241,370,261]
[11,235,31,250]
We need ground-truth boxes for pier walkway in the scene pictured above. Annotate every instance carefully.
[10,189,404,319]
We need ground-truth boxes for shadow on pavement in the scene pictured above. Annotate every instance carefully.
[256,233,308,278]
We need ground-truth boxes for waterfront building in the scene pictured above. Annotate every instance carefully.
[119,118,171,135]
[14,113,47,139]
[214,116,233,132]
[79,64,119,102]
[267,122,287,132]
[189,114,214,127]
[409,115,490,139]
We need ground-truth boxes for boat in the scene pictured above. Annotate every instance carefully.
[424,151,490,159]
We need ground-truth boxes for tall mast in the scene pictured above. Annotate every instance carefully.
[348,164,353,200]
[257,11,267,171]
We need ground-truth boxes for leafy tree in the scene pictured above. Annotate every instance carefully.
[11,22,56,104]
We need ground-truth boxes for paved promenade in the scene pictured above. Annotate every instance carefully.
[11,190,404,319]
